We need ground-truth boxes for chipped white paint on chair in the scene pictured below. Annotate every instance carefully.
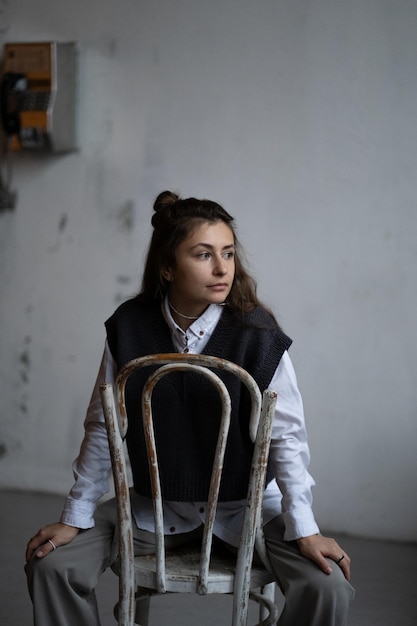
[100,353,279,626]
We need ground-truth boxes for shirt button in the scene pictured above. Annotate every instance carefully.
[183,348,189,353]
[170,527,176,533]
[199,507,205,514]
[199,331,204,336]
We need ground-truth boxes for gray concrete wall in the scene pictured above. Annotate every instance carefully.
[1,0,416,541]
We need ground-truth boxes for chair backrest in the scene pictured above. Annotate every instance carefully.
[100,353,277,625]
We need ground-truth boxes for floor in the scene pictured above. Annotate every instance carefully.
[1,490,416,625]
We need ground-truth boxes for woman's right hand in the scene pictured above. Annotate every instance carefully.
[25,522,80,562]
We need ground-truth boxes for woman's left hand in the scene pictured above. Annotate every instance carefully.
[296,534,351,581]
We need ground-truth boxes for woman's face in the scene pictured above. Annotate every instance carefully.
[165,221,235,316]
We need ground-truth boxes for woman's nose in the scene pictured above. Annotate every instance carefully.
[213,259,227,275]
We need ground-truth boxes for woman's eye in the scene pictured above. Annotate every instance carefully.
[198,252,211,259]
[224,251,234,259]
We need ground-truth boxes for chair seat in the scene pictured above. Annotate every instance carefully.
[133,545,275,594]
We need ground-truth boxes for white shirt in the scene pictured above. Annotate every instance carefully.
[61,300,319,544]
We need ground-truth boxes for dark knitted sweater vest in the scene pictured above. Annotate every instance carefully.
[105,299,292,502]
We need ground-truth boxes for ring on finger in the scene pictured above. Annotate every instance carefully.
[336,554,344,565]
[48,539,57,550]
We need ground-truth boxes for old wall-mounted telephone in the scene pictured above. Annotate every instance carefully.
[1,41,78,153]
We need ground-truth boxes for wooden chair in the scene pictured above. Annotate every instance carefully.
[100,353,279,626]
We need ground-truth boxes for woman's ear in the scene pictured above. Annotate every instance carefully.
[161,267,173,282]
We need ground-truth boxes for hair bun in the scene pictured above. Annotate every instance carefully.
[153,190,180,212]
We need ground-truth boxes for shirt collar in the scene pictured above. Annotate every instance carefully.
[162,297,223,340]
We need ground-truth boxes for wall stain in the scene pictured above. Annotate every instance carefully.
[105,37,118,59]
[0,443,7,459]
[116,275,132,285]
[19,348,30,383]
[18,335,31,414]
[58,213,68,232]
[114,292,128,305]
[116,200,135,232]
[48,213,69,251]
[115,275,134,305]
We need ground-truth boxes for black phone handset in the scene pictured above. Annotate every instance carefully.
[0,71,27,137]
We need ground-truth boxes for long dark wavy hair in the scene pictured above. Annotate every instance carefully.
[138,190,277,323]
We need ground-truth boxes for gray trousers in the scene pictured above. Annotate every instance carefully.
[25,498,354,626]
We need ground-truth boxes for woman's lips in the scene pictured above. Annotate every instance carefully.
[207,283,228,291]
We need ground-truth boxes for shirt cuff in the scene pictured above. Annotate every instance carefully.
[60,496,96,529]
[282,506,320,541]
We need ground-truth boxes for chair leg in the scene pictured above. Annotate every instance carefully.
[259,583,276,623]
[249,582,278,626]
[134,588,151,626]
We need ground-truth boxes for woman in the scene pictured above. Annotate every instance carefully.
[26,191,354,625]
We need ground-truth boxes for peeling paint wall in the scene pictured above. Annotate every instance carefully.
[0,0,416,541]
